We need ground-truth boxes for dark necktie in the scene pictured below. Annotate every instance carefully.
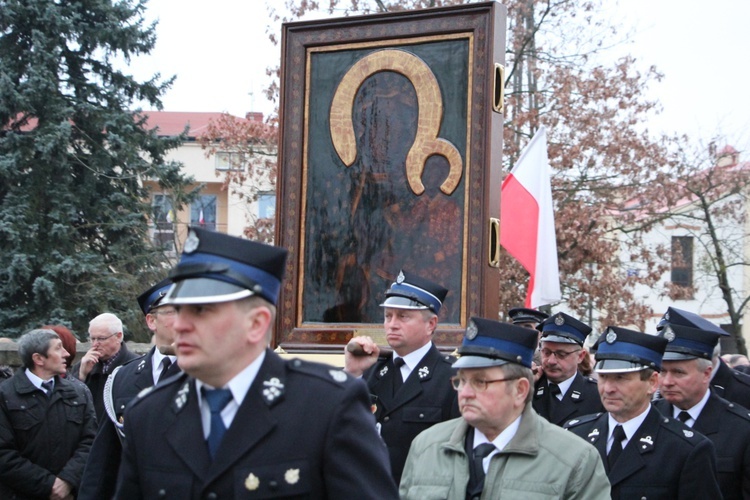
[677,411,692,425]
[41,380,54,397]
[468,443,496,499]
[202,387,233,459]
[393,357,406,395]
[608,425,626,469]
[548,382,561,400]
[158,357,173,383]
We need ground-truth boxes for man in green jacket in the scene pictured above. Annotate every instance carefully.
[400,317,610,500]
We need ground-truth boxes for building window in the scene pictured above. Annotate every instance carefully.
[258,192,276,219]
[151,194,175,251]
[215,152,244,171]
[671,236,693,297]
[191,195,217,231]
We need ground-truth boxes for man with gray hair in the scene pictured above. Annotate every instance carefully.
[0,329,97,499]
[72,312,138,421]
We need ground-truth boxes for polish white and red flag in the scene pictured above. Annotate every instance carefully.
[500,126,561,308]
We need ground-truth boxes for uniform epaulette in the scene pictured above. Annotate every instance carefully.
[732,369,750,387]
[119,354,147,368]
[130,372,188,407]
[659,415,704,443]
[440,353,457,365]
[286,358,351,386]
[563,412,602,429]
[723,400,750,421]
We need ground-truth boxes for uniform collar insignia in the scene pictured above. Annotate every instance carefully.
[588,428,600,438]
[285,468,300,485]
[536,386,545,396]
[262,377,284,405]
[173,381,190,411]
[379,365,389,377]
[639,435,654,446]
[137,359,146,372]
[418,366,430,379]
[571,390,581,400]
[245,473,260,491]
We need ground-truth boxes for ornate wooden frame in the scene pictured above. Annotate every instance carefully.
[275,2,506,352]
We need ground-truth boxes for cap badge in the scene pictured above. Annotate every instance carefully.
[418,366,430,379]
[329,369,347,383]
[665,312,670,320]
[554,315,565,326]
[285,468,300,485]
[466,320,478,340]
[183,230,200,254]
[396,270,405,284]
[664,327,676,342]
[245,473,260,491]
[683,429,694,438]
[605,330,617,344]
[379,365,389,377]
[262,377,284,403]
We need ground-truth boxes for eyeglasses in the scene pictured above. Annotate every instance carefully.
[151,309,177,316]
[540,348,581,360]
[450,376,519,392]
[88,332,118,343]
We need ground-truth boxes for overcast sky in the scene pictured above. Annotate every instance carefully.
[127,0,750,152]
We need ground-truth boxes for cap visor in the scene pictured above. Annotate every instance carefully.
[452,355,509,369]
[662,351,700,361]
[162,278,253,305]
[541,334,580,345]
[594,359,651,373]
[380,296,428,310]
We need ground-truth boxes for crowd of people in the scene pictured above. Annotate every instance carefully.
[0,227,749,499]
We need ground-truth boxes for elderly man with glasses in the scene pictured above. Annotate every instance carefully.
[532,312,603,426]
[400,317,610,500]
[72,312,139,422]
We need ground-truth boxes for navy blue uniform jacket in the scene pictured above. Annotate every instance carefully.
[566,406,721,499]
[364,343,459,485]
[115,349,398,499]
[533,372,604,426]
[655,392,750,500]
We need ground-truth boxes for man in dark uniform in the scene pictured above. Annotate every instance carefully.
[566,326,721,499]
[508,307,548,330]
[532,312,603,425]
[0,329,97,499]
[654,323,750,500]
[79,278,180,499]
[115,227,397,499]
[657,306,750,408]
[72,312,139,421]
[345,270,459,485]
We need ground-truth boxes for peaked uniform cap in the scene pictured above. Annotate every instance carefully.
[163,227,288,305]
[537,312,591,346]
[657,307,728,336]
[595,326,668,373]
[659,323,722,361]
[454,317,537,369]
[137,278,173,315]
[508,307,549,326]
[380,270,448,314]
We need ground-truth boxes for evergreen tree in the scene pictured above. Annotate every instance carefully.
[0,0,192,340]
